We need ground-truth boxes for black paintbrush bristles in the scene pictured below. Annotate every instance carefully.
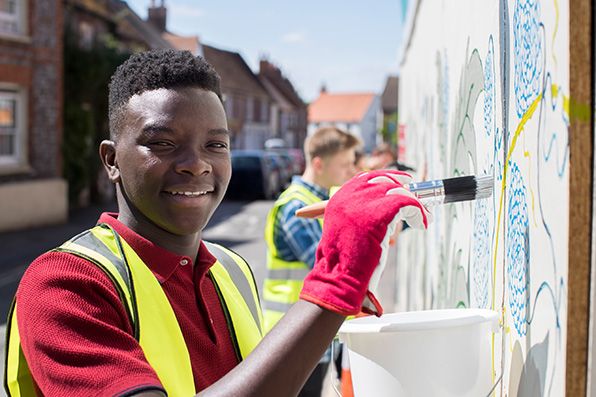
[442,175,493,204]
[442,176,477,203]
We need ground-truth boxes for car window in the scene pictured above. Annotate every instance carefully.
[232,156,261,169]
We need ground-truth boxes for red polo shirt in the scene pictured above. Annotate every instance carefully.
[16,213,240,396]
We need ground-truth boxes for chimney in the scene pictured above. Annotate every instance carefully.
[320,83,327,94]
[259,59,269,74]
[148,0,167,33]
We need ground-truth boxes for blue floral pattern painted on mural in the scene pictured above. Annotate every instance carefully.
[507,161,529,336]
[484,37,495,138]
[513,0,542,118]
[473,197,491,309]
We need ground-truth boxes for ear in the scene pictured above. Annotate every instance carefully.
[311,156,324,174]
[99,140,121,184]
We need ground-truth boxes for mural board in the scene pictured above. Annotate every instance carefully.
[397,0,570,394]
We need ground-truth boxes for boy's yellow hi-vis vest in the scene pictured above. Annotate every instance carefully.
[4,223,263,397]
[263,183,324,332]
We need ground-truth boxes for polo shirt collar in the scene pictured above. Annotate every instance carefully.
[97,213,217,283]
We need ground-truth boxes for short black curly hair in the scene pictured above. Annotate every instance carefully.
[108,49,222,139]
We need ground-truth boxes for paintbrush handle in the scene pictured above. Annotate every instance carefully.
[295,175,492,218]
[294,181,435,219]
[295,201,328,218]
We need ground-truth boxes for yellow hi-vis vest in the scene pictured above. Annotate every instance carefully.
[263,183,324,332]
[5,223,263,397]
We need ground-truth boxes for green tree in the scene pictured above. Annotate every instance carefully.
[381,112,398,146]
[62,29,129,206]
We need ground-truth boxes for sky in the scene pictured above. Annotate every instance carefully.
[126,0,408,103]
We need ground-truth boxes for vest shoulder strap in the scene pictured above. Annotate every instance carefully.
[203,241,262,331]
[277,183,321,206]
[52,225,138,337]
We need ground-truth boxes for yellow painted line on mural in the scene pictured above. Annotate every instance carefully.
[551,84,559,101]
[524,150,538,227]
[490,94,543,387]
[492,92,543,310]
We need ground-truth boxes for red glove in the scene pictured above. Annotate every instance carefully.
[300,170,430,316]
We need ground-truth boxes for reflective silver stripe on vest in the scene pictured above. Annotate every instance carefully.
[204,242,261,329]
[64,229,131,292]
[266,268,310,280]
[263,300,293,313]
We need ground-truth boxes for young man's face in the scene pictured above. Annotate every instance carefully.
[319,148,356,189]
[112,87,231,236]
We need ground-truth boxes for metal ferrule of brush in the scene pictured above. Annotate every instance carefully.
[407,179,446,206]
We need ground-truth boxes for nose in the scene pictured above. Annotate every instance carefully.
[174,147,212,176]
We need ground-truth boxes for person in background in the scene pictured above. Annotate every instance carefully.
[367,144,418,240]
[369,142,417,173]
[263,127,360,396]
[6,49,430,397]
[353,148,368,174]
[366,142,396,170]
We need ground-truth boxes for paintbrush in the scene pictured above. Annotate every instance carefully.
[295,174,493,218]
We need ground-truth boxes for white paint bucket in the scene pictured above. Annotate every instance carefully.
[338,309,499,397]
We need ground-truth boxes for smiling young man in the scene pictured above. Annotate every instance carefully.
[5,49,430,397]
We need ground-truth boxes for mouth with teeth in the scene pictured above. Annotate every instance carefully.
[165,191,210,197]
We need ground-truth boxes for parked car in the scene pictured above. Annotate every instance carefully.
[284,148,306,175]
[265,147,305,176]
[227,150,281,200]
[265,151,293,189]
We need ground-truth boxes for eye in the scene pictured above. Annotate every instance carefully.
[148,140,175,149]
[208,141,229,151]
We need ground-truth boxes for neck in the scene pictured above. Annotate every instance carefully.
[116,192,201,259]
[301,167,327,189]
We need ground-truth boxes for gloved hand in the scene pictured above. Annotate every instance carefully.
[299,170,431,316]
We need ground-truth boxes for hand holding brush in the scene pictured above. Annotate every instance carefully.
[296,174,493,219]
[299,170,431,316]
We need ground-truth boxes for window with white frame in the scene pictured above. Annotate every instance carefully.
[0,0,25,36]
[0,89,26,167]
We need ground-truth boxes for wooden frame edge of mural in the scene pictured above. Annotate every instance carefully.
[567,0,594,395]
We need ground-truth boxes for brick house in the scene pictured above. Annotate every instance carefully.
[202,45,272,150]
[64,0,171,52]
[150,3,274,150]
[258,59,307,149]
[0,0,65,232]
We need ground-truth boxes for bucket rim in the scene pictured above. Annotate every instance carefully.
[338,308,499,334]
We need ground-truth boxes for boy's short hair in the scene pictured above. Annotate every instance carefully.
[108,49,222,139]
[304,127,361,163]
